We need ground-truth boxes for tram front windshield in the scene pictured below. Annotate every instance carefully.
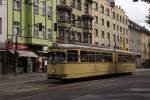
[48,52,66,63]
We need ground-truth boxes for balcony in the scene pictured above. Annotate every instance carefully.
[88,0,93,3]
[83,28,93,34]
[82,15,94,20]
[57,4,73,12]
[58,22,71,28]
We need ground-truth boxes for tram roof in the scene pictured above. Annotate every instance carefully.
[53,43,135,55]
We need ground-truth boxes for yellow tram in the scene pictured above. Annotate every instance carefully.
[47,44,136,79]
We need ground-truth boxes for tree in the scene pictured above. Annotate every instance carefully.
[133,0,150,3]
[146,9,150,25]
[133,0,150,26]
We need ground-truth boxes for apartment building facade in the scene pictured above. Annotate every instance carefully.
[0,0,56,74]
[55,0,129,51]
[92,0,129,51]
[141,29,150,68]
[129,19,150,68]
[56,0,93,45]
[0,0,7,74]
[128,20,142,68]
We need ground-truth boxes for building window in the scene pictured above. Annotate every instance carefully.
[112,12,115,19]
[58,11,70,23]
[120,16,122,22]
[34,24,39,37]
[123,17,124,23]
[117,25,119,31]
[42,1,46,16]
[34,0,39,13]
[113,23,116,30]
[106,8,109,16]
[94,2,98,11]
[71,14,76,26]
[107,21,110,28]
[117,36,119,42]
[60,0,66,4]
[116,14,119,21]
[95,29,98,36]
[120,26,122,32]
[70,31,75,41]
[77,32,82,42]
[123,28,125,33]
[70,0,75,8]
[107,33,110,45]
[48,29,52,40]
[125,19,128,25]
[95,16,98,24]
[120,36,122,43]
[13,22,20,35]
[77,16,81,28]
[83,19,92,29]
[100,5,104,14]
[102,31,105,38]
[77,0,81,10]
[84,2,89,14]
[126,38,128,44]
[0,18,2,34]
[48,6,52,19]
[0,0,2,5]
[101,18,104,26]
[13,0,21,10]
[113,34,116,42]
[126,29,128,34]
[39,26,45,38]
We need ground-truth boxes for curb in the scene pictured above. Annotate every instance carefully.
[0,73,46,79]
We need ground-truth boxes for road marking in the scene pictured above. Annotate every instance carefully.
[0,78,45,86]
[0,87,40,96]
[129,88,150,92]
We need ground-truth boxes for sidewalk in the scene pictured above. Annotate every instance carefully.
[0,72,47,80]
[135,68,150,72]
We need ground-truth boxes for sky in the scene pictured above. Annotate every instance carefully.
[115,0,150,30]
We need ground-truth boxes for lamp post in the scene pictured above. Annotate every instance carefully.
[15,32,19,75]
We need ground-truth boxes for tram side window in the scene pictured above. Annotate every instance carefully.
[107,54,113,62]
[118,54,134,63]
[131,56,135,62]
[67,50,78,62]
[96,53,103,62]
[81,51,88,62]
[88,52,95,62]
[48,52,66,63]
[96,53,112,62]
